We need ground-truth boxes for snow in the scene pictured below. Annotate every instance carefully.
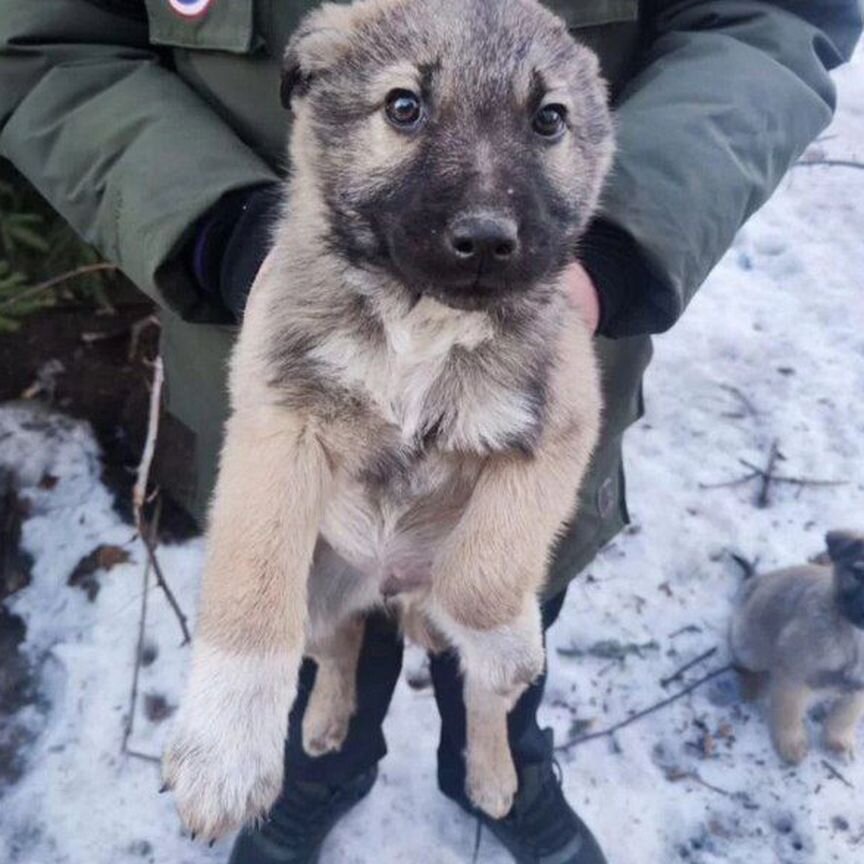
[1,45,863,864]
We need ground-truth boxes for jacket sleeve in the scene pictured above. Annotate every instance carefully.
[588,0,862,337]
[0,0,277,321]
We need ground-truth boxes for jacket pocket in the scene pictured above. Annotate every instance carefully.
[543,0,639,29]
[143,0,256,53]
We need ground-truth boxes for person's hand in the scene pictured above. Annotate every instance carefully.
[562,260,601,334]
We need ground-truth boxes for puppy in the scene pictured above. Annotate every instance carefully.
[730,530,864,764]
[163,0,612,839]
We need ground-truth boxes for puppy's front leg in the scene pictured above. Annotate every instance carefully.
[464,673,519,819]
[824,690,864,761]
[433,318,598,687]
[430,326,598,817]
[433,430,591,695]
[163,408,330,840]
[430,442,584,819]
[769,676,811,764]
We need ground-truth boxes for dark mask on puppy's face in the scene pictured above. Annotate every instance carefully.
[827,530,864,628]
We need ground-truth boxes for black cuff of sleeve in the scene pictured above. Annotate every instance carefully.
[189,183,282,321]
[576,219,684,339]
[578,219,667,338]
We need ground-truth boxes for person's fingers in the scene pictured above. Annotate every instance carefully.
[563,260,600,334]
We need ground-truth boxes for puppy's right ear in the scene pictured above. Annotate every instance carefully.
[826,530,864,565]
[280,14,355,110]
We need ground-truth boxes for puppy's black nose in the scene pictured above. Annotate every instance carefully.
[446,214,519,265]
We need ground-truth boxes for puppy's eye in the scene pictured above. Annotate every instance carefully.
[533,104,567,139]
[385,89,423,129]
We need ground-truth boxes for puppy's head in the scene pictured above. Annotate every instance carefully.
[827,530,864,626]
[282,0,613,311]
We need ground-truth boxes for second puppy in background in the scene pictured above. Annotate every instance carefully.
[731,530,864,764]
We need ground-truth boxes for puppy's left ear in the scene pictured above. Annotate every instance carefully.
[826,530,864,565]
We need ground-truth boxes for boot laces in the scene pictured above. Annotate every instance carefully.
[510,753,576,856]
[261,779,344,849]
[472,748,578,860]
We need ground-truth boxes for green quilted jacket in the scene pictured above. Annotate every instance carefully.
[0,0,859,592]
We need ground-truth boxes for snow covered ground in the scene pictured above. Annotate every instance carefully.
[1,45,863,864]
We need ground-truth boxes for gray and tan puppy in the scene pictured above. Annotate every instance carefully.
[731,531,864,764]
[163,0,612,839]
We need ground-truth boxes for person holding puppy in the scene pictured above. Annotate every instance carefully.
[0,2,860,864]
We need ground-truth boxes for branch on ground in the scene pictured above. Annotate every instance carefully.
[821,759,855,790]
[555,664,735,752]
[133,356,191,645]
[660,647,718,689]
[717,383,758,420]
[794,158,864,170]
[700,439,846,508]
[121,500,160,762]
[728,552,759,580]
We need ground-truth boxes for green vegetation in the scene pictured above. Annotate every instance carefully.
[0,160,117,332]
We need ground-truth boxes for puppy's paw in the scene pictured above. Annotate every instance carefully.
[824,732,857,763]
[162,644,298,840]
[467,751,518,820]
[302,700,352,757]
[163,728,284,840]
[774,729,810,765]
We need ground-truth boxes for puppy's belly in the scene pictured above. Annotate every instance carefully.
[318,493,440,595]
[318,465,471,597]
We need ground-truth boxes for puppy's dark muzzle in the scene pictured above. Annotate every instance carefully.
[382,177,570,309]
[387,209,547,309]
[838,587,864,629]
[445,213,520,274]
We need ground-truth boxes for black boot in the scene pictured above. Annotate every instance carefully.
[455,732,607,864]
[228,766,377,864]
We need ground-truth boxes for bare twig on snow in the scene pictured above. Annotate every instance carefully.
[700,439,845,508]
[121,501,161,763]
[821,759,855,790]
[134,356,191,645]
[718,383,758,419]
[666,769,733,798]
[729,552,759,580]
[660,647,719,689]
[794,159,864,170]
[555,664,735,752]
[668,624,703,639]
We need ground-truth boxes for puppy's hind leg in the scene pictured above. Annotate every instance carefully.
[464,676,518,819]
[432,596,543,819]
[303,616,365,757]
[402,600,519,817]
[823,690,864,761]
[769,676,812,764]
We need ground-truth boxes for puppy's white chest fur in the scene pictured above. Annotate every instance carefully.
[311,295,493,440]
[311,296,527,593]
